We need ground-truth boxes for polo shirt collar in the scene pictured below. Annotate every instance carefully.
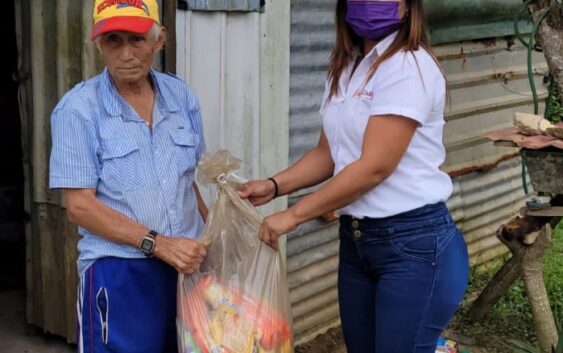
[99,68,180,119]
[363,30,399,61]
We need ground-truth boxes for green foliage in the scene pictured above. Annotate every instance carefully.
[505,305,563,353]
[546,82,563,125]
[506,338,540,353]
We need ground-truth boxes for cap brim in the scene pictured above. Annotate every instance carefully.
[91,17,154,41]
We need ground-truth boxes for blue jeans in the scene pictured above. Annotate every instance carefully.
[338,202,469,353]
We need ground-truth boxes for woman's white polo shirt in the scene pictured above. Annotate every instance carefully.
[320,32,452,218]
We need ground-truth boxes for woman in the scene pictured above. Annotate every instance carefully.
[238,0,469,352]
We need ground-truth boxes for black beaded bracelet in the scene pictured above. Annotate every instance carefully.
[267,177,279,198]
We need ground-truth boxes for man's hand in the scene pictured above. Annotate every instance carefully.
[153,237,207,274]
[238,179,277,206]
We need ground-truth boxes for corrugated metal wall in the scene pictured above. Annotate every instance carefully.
[181,0,262,11]
[425,0,531,44]
[288,0,546,343]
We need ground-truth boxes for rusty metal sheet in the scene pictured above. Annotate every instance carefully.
[484,123,563,150]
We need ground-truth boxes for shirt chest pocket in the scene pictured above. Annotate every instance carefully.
[100,138,145,191]
[170,129,197,176]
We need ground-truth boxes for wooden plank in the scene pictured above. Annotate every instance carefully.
[162,0,176,73]
[28,203,44,329]
[521,206,563,217]
[494,140,519,148]
[29,203,79,342]
[64,214,80,343]
[38,204,66,336]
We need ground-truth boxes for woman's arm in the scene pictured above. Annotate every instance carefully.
[259,115,417,250]
[238,131,334,206]
[275,131,334,196]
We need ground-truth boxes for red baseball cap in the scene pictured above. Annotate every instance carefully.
[91,0,160,40]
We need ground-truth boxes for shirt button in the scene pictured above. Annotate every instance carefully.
[351,220,359,228]
[353,230,362,238]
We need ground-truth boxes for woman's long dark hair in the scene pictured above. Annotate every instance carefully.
[326,0,438,102]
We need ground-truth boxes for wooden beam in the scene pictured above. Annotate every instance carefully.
[521,224,558,353]
[521,206,563,217]
[162,0,177,73]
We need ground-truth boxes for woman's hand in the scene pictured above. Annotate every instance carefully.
[259,210,299,251]
[238,179,277,206]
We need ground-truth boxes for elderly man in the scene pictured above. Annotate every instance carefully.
[49,1,207,351]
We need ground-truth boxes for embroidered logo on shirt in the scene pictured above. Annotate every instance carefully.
[355,89,374,101]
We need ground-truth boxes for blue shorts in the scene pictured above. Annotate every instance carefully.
[77,257,178,353]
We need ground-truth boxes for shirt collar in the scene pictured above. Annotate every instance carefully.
[99,68,180,119]
[364,30,399,60]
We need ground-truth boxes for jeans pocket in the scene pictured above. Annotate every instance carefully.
[436,227,458,257]
[390,233,437,263]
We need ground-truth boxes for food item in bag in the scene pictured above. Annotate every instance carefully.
[177,150,293,353]
[181,275,291,353]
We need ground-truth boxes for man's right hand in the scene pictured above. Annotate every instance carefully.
[153,236,207,274]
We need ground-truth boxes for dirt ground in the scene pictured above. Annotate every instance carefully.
[0,290,75,353]
[295,327,347,353]
[294,327,489,353]
[442,329,488,353]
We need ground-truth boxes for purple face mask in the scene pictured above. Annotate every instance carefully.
[345,0,403,41]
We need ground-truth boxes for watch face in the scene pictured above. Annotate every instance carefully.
[140,238,154,252]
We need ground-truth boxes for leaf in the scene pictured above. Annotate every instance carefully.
[505,339,540,353]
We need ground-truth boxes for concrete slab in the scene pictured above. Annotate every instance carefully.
[0,290,75,353]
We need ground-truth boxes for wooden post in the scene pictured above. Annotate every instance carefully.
[521,224,558,353]
[162,0,177,73]
[526,0,563,102]
[467,214,561,352]
[467,215,546,320]
[466,244,523,321]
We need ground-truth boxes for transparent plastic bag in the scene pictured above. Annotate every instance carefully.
[177,150,293,353]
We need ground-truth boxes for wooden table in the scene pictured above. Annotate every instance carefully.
[467,141,562,353]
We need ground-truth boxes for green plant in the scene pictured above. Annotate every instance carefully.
[505,339,541,353]
[545,79,563,125]
[505,312,562,352]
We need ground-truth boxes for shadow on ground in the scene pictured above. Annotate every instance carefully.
[0,290,75,353]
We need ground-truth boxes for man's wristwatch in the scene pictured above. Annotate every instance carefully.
[139,230,158,256]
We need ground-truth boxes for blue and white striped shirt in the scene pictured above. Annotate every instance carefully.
[49,68,206,274]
